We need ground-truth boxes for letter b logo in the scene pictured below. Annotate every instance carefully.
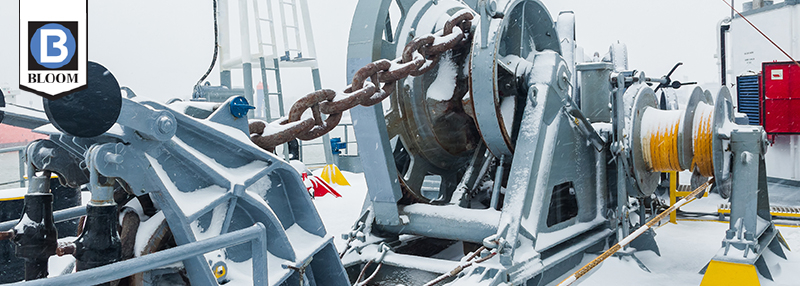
[28,22,78,70]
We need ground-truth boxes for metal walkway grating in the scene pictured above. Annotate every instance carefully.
[718,203,800,218]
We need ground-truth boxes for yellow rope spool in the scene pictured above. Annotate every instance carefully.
[640,109,683,172]
[692,102,715,177]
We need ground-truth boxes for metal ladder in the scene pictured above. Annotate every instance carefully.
[252,0,284,121]
[258,58,284,121]
[221,0,331,163]
[277,0,304,60]
[253,0,330,162]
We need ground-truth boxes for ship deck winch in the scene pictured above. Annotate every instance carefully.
[0,0,797,285]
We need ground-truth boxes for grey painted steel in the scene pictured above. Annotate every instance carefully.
[707,87,785,271]
[243,62,255,119]
[0,146,26,154]
[610,42,628,72]
[490,155,505,210]
[336,155,364,173]
[312,67,335,165]
[221,70,232,88]
[347,0,402,226]
[729,129,765,252]
[628,82,660,197]
[713,87,736,183]
[614,72,630,241]
[471,0,561,157]
[595,132,609,221]
[679,87,712,170]
[118,98,177,142]
[27,140,89,188]
[273,58,286,118]
[496,51,609,270]
[556,11,577,101]
[8,223,269,286]
[259,57,273,121]
[448,145,490,206]
[707,127,786,279]
[270,58,291,161]
[378,204,500,243]
[351,105,402,226]
[343,1,618,284]
[87,162,114,203]
[0,205,86,232]
[559,83,607,151]
[576,62,613,123]
[18,87,349,285]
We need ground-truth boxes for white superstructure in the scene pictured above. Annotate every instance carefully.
[719,0,800,180]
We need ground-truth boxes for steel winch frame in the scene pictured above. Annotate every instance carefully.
[343,0,788,285]
[0,66,350,285]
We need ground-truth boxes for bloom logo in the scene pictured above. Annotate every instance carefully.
[19,0,87,100]
[29,22,78,70]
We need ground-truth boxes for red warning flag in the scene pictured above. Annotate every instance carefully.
[302,173,342,198]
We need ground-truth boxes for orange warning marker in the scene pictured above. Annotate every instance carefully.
[320,164,350,186]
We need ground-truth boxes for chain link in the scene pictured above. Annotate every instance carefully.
[249,10,473,151]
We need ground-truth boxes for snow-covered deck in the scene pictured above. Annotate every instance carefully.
[313,170,800,285]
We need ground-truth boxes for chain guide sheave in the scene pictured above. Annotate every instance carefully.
[389,3,481,203]
[43,61,122,138]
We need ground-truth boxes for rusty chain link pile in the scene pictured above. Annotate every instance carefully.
[249,10,474,151]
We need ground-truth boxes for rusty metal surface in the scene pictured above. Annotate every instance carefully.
[248,11,473,152]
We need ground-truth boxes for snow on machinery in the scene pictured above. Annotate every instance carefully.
[342,0,788,285]
[0,0,790,285]
[0,62,350,285]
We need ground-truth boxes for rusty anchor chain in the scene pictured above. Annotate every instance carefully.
[249,10,474,151]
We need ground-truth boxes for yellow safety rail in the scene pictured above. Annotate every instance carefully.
[668,172,707,224]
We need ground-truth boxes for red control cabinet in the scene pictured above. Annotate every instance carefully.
[762,61,800,134]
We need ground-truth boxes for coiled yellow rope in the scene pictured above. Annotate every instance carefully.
[693,103,715,177]
[641,109,683,172]
[640,102,716,176]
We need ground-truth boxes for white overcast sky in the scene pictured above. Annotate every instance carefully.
[0,0,742,107]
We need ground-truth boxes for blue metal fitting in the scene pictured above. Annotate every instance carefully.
[229,96,255,118]
[330,138,347,155]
